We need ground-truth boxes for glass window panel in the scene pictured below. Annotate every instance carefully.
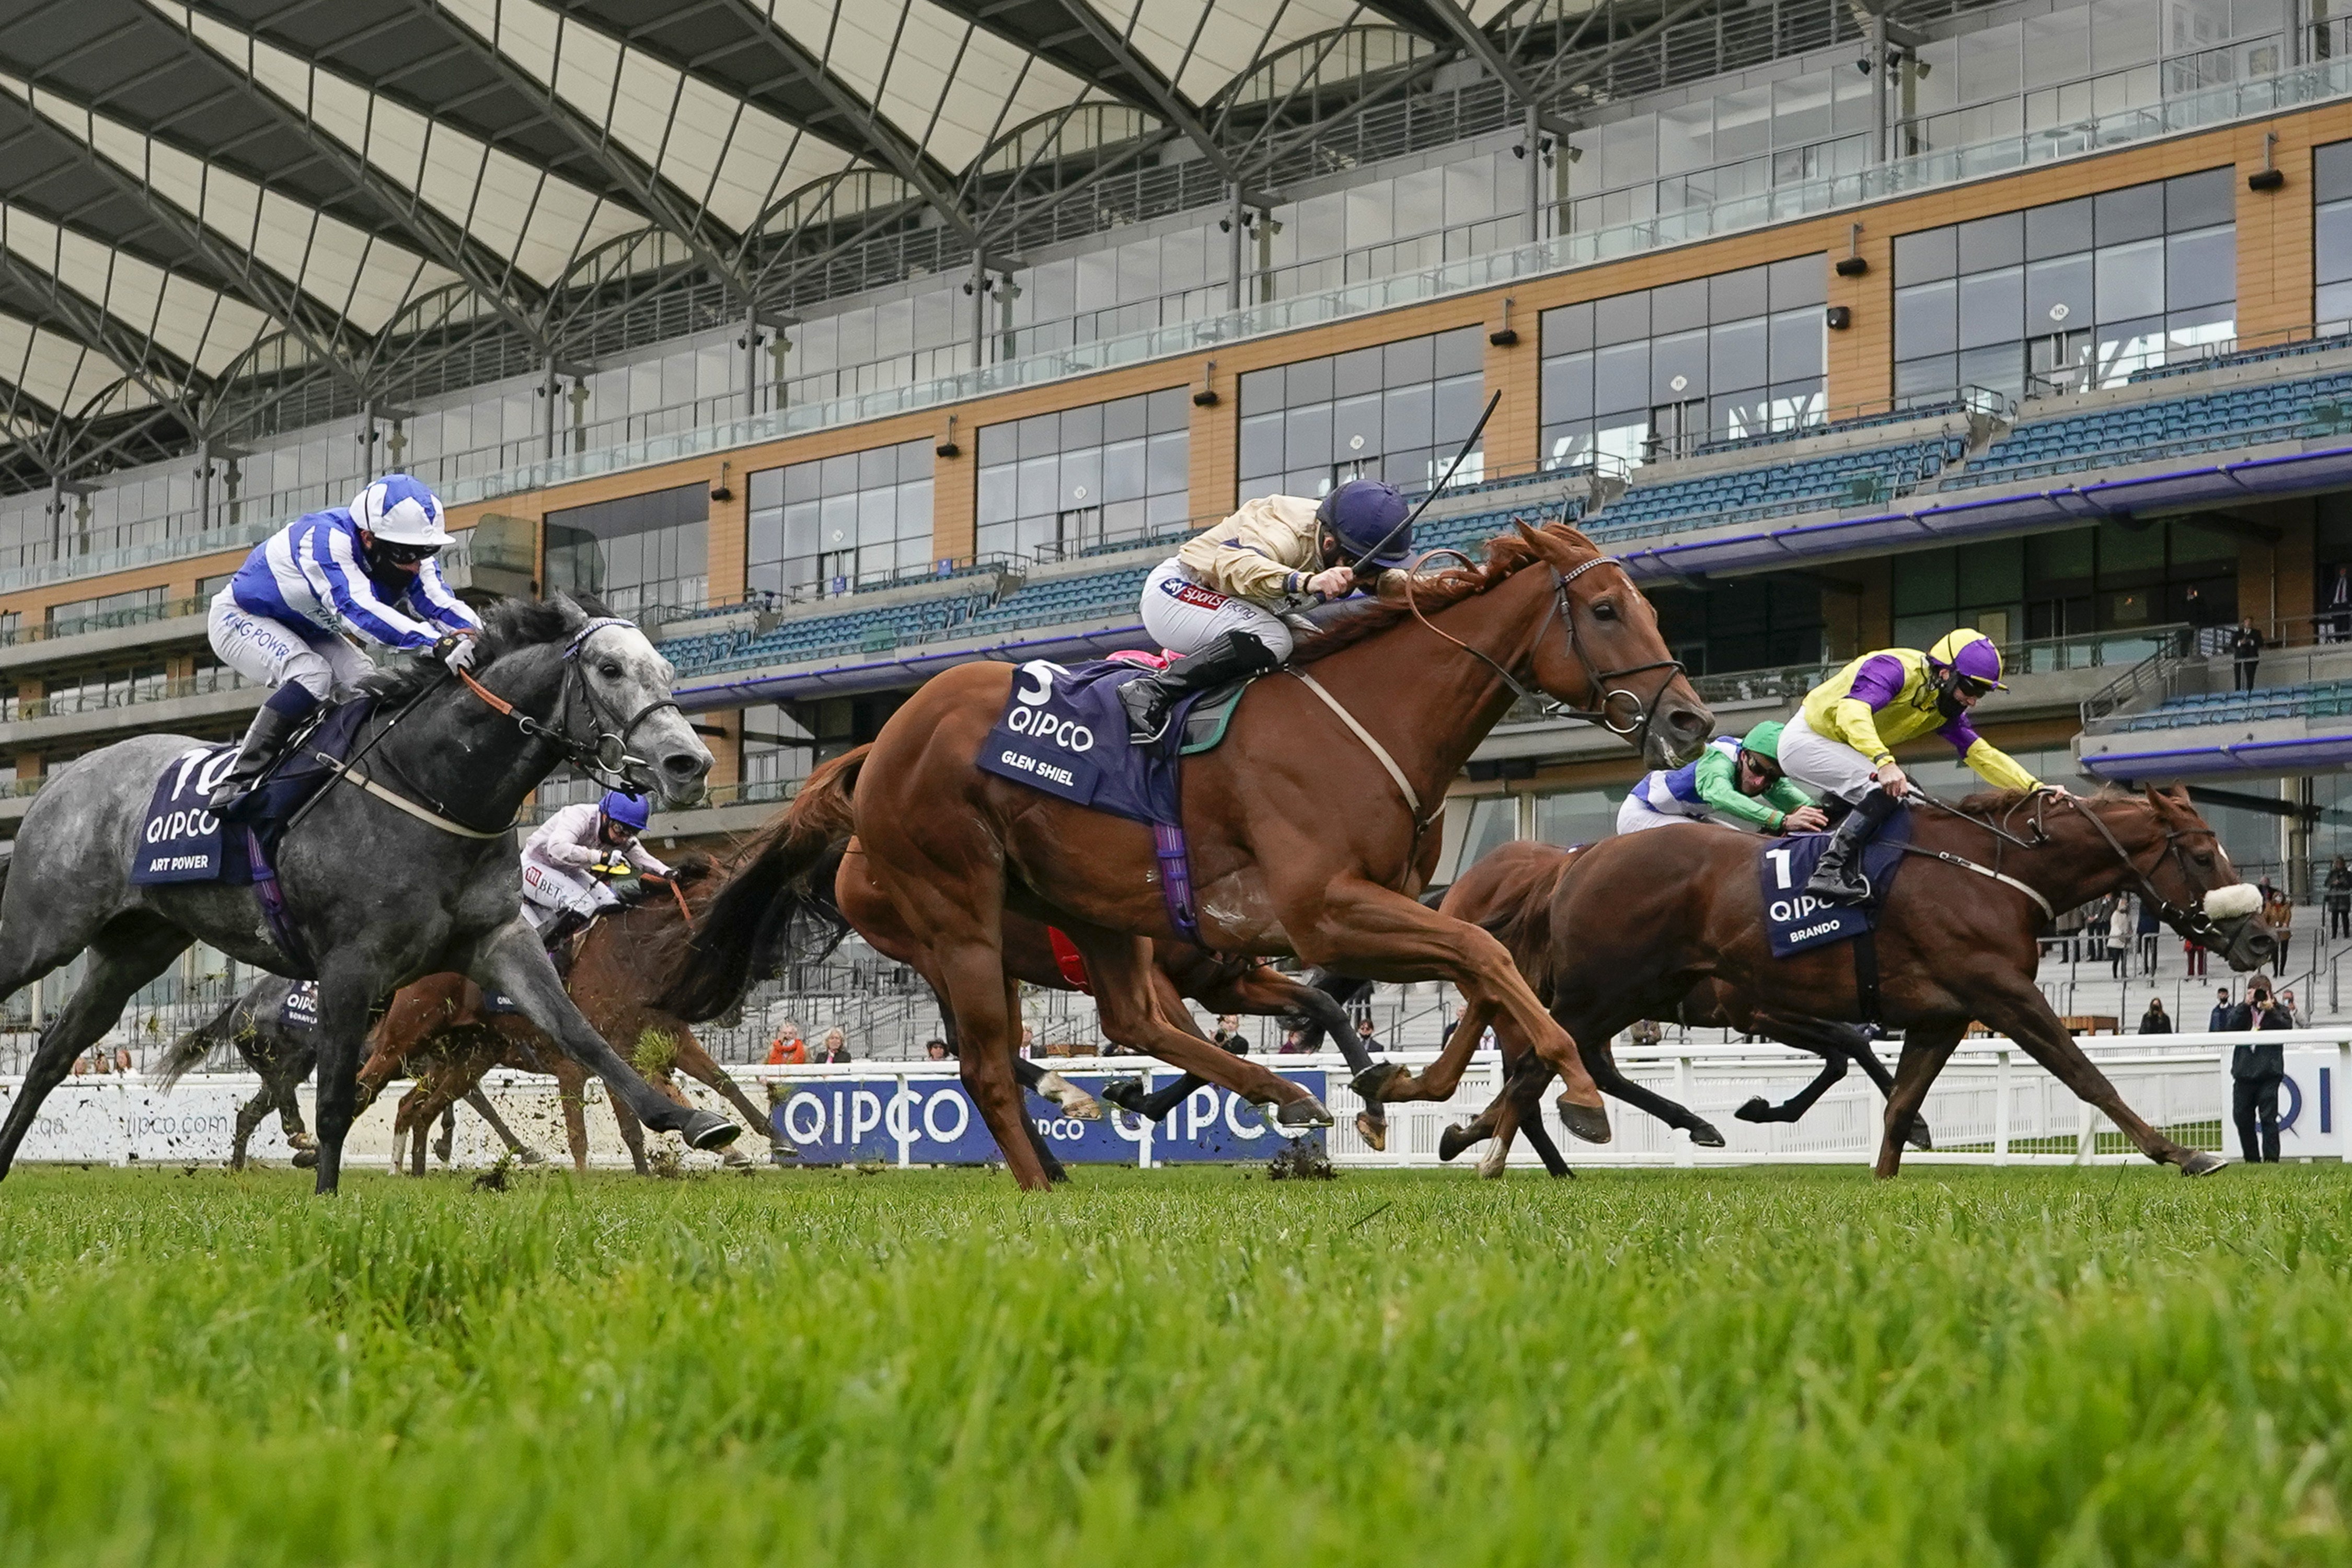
[2023,9,2091,88]
[1716,85,1771,160]
[977,465,1018,524]
[1710,266,1768,322]
[1895,278,1959,358]
[1016,414,1058,460]
[1238,413,1284,482]
[1105,395,1148,442]
[1433,327,1484,379]
[2026,253,2094,333]
[818,452,858,493]
[2094,237,2165,324]
[1957,212,2024,273]
[1383,384,1434,452]
[1434,375,1485,448]
[2318,200,2352,287]
[2167,168,2235,232]
[1239,366,1284,412]
[1382,335,1434,386]
[1772,73,1832,146]
[1957,266,2023,350]
[1542,352,1595,422]
[2091,0,2160,68]
[1146,432,1186,498]
[1658,101,1711,175]
[1290,357,1336,406]
[782,500,819,560]
[1769,255,1827,310]
[1331,351,1380,399]
[1333,393,1383,457]
[1545,422,1597,469]
[1595,291,1650,344]
[1146,387,1190,434]
[1285,403,1333,468]
[1958,24,2021,105]
[1542,301,1595,353]
[2166,226,2235,309]
[1059,403,1103,449]
[1060,451,1101,508]
[1895,226,1958,283]
[1652,279,1708,333]
[1710,318,1768,391]
[1896,354,1959,401]
[1015,456,1058,518]
[855,446,893,489]
[1594,341,1651,412]
[819,492,858,551]
[1769,308,1824,380]
[2094,182,2164,247]
[2026,198,2094,260]
[1652,328,1710,400]
[2321,278,2352,327]
[2320,143,2352,206]
[1957,343,2025,402]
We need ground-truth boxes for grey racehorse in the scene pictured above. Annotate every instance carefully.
[0,593,736,1192]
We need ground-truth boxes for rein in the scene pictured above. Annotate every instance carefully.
[2055,793,2238,949]
[458,618,681,790]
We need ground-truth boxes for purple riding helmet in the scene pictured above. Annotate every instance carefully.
[1926,628,2008,696]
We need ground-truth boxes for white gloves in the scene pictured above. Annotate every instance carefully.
[435,633,478,673]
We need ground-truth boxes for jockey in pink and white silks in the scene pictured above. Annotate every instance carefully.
[1117,479,1416,742]
[520,790,670,949]
[206,474,481,809]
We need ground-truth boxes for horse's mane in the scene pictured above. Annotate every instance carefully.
[1951,784,2133,814]
[1292,521,1596,665]
[358,591,616,705]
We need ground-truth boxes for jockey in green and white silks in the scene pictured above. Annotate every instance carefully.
[1782,627,2058,902]
[1616,721,1829,836]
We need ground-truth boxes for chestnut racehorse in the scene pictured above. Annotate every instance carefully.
[667,521,1713,1189]
[1367,838,1930,1174]
[1396,788,2275,1178]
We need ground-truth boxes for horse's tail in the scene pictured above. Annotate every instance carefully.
[653,747,863,1019]
[157,993,248,1092]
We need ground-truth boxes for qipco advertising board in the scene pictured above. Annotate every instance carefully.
[768,1070,1329,1165]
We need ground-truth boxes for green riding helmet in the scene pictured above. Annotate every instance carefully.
[1739,720,1786,763]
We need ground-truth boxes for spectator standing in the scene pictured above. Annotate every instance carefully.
[818,1028,852,1064]
[2183,585,2210,655]
[1209,1014,1250,1054]
[924,1039,949,1061]
[2262,882,2293,972]
[2207,986,2245,1032]
[113,1046,133,1075]
[2107,897,2132,979]
[2281,987,2308,1028]
[1278,1028,1308,1055]
[2329,564,2352,643]
[2232,1025,2287,1163]
[2183,933,2208,977]
[2138,997,2172,1034]
[1019,1025,1035,1059]
[2327,856,2352,940]
[1354,1017,1381,1054]
[2135,896,2161,975]
[1629,1018,1665,1049]
[2231,616,2264,693]
[765,1021,807,1066]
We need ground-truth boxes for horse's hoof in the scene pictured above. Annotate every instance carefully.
[682,1111,740,1150]
[1351,1062,1408,1103]
[1270,1095,1334,1131]
[1436,1121,1480,1162]
[1477,1139,1510,1179]
[1099,1078,1149,1116]
[291,1148,319,1170]
[1732,1096,1773,1124]
[1907,1120,1933,1151]
[1036,1071,1102,1121]
[1689,1121,1726,1149]
[2181,1150,2228,1177]
[1354,1111,1388,1152]
[515,1148,547,1166]
[722,1146,756,1169]
[1557,1098,1612,1145]
[289,1132,317,1150]
[769,1142,801,1165]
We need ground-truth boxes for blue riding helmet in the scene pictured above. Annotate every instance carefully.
[1317,479,1413,568]
[599,791,650,833]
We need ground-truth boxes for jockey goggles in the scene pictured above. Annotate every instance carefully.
[373,538,442,566]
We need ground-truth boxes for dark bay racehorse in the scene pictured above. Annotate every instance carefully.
[0,595,738,1192]
[666,521,1713,1189]
[1413,788,2275,1178]
[1369,839,1931,1170]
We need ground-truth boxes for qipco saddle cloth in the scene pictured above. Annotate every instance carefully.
[1758,815,1911,959]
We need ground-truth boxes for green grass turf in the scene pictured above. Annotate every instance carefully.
[1,1162,2349,1566]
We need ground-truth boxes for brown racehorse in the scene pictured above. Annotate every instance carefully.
[667,521,1713,1189]
[354,856,788,1171]
[1368,838,1931,1173]
[1394,788,2275,1178]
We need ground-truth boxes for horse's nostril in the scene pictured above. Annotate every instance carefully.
[664,753,705,776]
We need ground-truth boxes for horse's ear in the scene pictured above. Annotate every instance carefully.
[545,592,591,633]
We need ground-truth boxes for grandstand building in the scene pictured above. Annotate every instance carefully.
[8,0,2352,913]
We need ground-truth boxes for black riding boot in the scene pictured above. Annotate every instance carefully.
[1117,630,1282,744]
[1804,788,1900,904]
[206,698,310,812]
[541,909,590,977]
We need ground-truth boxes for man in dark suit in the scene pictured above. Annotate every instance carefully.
[2232,1019,2286,1164]
[2207,986,2242,1032]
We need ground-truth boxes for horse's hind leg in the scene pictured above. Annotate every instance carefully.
[552,1057,593,1172]
[464,1087,540,1163]
[230,1092,271,1171]
[0,922,189,1178]
[607,1087,651,1176]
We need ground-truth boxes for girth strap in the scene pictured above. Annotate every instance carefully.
[1288,668,1428,821]
[314,754,514,841]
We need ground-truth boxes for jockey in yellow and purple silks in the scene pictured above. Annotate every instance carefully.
[1779,628,2054,902]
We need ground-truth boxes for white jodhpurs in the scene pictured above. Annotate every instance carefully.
[1138,561,1295,660]
[208,590,372,702]
[1776,710,1884,805]
[520,857,620,930]
[1615,793,1705,834]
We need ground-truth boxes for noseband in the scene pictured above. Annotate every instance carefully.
[2056,793,2243,950]
[459,618,682,791]
[1401,546,1687,757]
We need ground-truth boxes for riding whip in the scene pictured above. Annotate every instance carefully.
[1347,388,1504,583]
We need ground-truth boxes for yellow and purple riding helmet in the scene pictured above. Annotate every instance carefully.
[1927,628,2007,695]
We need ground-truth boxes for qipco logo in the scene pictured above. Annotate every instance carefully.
[1006,661,1094,752]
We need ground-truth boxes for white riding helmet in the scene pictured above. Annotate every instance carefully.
[349,474,454,549]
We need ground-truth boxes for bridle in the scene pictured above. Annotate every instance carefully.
[1399,543,1689,761]
[458,618,682,792]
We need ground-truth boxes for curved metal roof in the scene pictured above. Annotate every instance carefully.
[0,0,1818,487]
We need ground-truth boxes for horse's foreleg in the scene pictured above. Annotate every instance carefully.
[1971,981,2218,1175]
[1208,963,1388,1126]
[464,920,736,1154]
[1376,998,1494,1103]
[1873,1022,1965,1179]
[606,1086,651,1176]
[231,1092,271,1171]
[551,1057,592,1172]
[463,1087,538,1162]
[0,928,186,1179]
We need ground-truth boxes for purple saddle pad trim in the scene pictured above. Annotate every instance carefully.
[247,828,317,982]
[1152,822,1202,947]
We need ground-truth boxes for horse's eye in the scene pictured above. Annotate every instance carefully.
[1592,599,1618,620]
[2194,851,2215,868]
[599,662,622,680]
